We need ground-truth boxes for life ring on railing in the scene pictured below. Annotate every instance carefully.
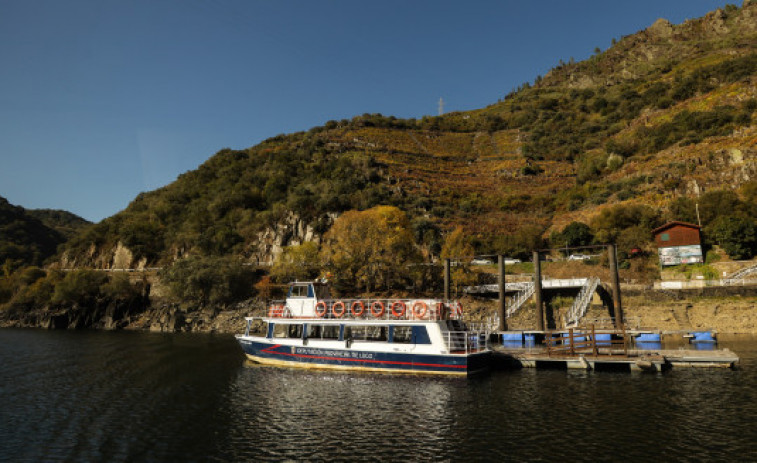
[351,300,365,317]
[332,300,346,318]
[370,301,385,317]
[391,301,407,318]
[315,301,328,318]
[451,302,463,318]
[412,301,428,319]
[268,304,284,317]
[436,302,447,320]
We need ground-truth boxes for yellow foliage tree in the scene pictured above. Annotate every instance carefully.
[320,206,420,292]
[270,242,321,283]
[440,227,477,286]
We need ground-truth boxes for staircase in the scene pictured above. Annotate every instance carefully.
[506,282,535,317]
[565,277,600,328]
[723,263,757,284]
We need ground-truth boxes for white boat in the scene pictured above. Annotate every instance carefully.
[235,281,492,376]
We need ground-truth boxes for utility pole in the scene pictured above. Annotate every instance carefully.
[438,97,445,116]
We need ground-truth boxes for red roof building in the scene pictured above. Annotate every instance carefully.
[651,221,703,266]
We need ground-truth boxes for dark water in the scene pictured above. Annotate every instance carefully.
[1,330,756,462]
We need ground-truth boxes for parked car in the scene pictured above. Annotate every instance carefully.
[568,254,592,261]
[470,258,494,265]
[503,258,521,265]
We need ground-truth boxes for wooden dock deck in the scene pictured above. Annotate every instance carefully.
[492,327,740,371]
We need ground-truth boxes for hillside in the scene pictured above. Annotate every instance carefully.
[26,209,91,241]
[60,1,757,270]
[0,196,68,269]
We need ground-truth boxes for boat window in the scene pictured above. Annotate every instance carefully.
[287,324,303,339]
[289,285,309,298]
[392,326,413,343]
[272,324,288,338]
[314,285,331,300]
[307,324,340,340]
[347,325,387,342]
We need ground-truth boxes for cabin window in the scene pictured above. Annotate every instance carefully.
[661,233,670,242]
[289,285,309,298]
[287,324,303,339]
[314,285,331,300]
[272,324,288,338]
[346,325,387,342]
[306,324,340,340]
[392,326,413,343]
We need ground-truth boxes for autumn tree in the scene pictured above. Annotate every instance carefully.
[320,206,420,292]
[270,242,321,283]
[440,227,476,286]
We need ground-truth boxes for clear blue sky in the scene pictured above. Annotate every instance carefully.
[0,0,731,222]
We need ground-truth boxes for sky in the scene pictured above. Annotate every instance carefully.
[0,0,733,222]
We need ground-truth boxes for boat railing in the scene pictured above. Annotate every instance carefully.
[443,330,489,354]
[267,298,466,321]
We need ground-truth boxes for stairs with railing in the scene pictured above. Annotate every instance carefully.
[506,282,535,317]
[565,277,600,328]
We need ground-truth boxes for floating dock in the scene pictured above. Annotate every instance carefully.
[492,328,740,372]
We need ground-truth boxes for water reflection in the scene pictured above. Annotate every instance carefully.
[1,330,756,462]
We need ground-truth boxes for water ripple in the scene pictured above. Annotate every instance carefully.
[1,330,756,462]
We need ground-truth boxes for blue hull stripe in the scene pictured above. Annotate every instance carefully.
[239,340,490,373]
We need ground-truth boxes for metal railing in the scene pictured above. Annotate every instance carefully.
[565,277,599,327]
[267,298,465,321]
[506,282,535,317]
[443,330,489,354]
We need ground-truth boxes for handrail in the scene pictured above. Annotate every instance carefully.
[266,298,465,321]
[506,282,535,317]
[565,277,599,328]
[545,326,629,357]
[442,330,489,354]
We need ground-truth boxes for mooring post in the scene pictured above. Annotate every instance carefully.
[444,258,451,301]
[498,254,507,331]
[608,244,624,330]
[533,250,544,331]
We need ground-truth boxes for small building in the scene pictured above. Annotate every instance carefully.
[652,221,703,266]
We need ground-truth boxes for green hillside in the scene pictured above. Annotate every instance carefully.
[0,197,67,270]
[61,2,757,270]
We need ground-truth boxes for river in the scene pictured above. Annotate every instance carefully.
[1,329,755,462]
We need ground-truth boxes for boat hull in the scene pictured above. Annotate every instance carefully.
[237,338,491,376]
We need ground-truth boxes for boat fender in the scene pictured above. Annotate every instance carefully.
[332,301,346,318]
[391,301,407,318]
[370,301,385,317]
[315,301,328,318]
[412,301,428,319]
[351,300,366,317]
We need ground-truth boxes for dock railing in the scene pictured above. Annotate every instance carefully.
[545,326,629,357]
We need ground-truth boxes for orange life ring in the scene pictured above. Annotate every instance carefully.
[351,300,365,317]
[412,301,428,319]
[315,301,327,318]
[268,304,284,317]
[452,302,463,318]
[370,301,385,317]
[332,301,346,318]
[391,301,407,318]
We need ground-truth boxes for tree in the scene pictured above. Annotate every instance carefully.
[591,204,660,244]
[708,215,757,260]
[440,227,476,287]
[270,242,321,283]
[320,206,420,292]
[554,222,594,249]
[698,190,742,227]
[159,256,257,305]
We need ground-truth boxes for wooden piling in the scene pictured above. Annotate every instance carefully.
[608,244,624,330]
[498,255,507,331]
[533,251,544,331]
